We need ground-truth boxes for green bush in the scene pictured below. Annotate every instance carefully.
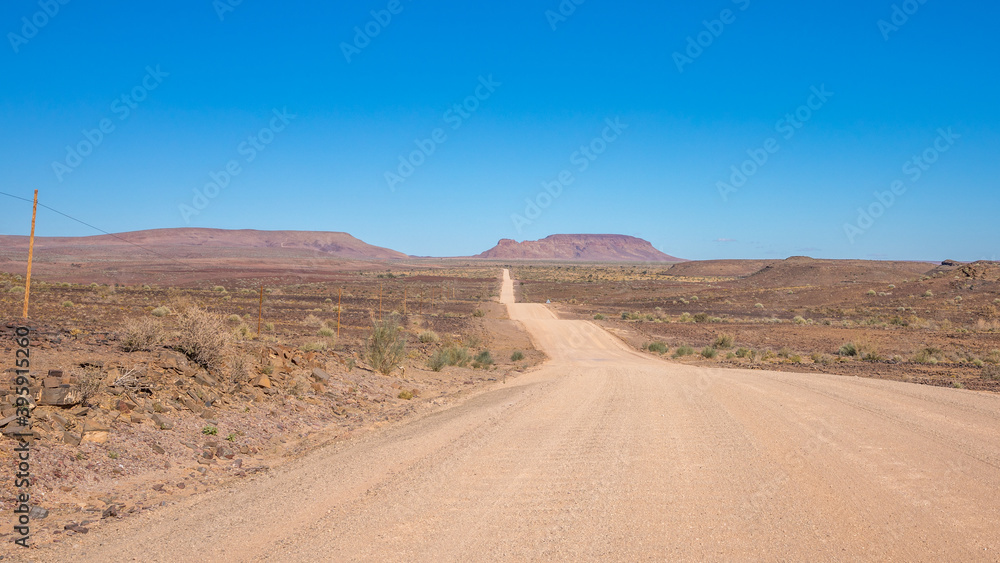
[510,350,524,361]
[735,347,753,358]
[647,342,668,354]
[473,350,494,369]
[318,327,335,338]
[593,313,605,320]
[472,309,485,318]
[62,300,74,308]
[673,345,694,358]
[693,313,709,323]
[366,318,407,375]
[913,347,942,364]
[712,334,734,349]
[418,330,439,343]
[202,426,218,435]
[227,314,243,324]
[398,390,414,400]
[151,306,170,317]
[701,347,718,359]
[300,341,327,352]
[428,346,472,371]
[212,286,226,293]
[838,342,859,357]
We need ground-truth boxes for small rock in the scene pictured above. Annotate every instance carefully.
[311,368,331,383]
[102,505,119,518]
[81,421,111,444]
[251,374,272,389]
[177,482,185,489]
[152,484,164,492]
[64,524,89,534]
[232,459,243,468]
[151,444,165,454]
[29,506,48,519]
[151,414,174,430]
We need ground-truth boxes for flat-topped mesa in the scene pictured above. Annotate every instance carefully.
[475,234,683,262]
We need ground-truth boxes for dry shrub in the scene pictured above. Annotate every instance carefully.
[79,366,104,403]
[175,307,232,370]
[226,353,253,386]
[304,314,322,327]
[120,317,164,352]
[983,364,1000,381]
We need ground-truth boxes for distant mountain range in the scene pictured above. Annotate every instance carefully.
[0,229,678,263]
[474,234,682,262]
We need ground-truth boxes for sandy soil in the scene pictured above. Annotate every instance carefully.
[19,269,1000,561]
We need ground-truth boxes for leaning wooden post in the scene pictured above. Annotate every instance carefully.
[22,190,38,320]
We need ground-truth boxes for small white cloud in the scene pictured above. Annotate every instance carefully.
[713,238,737,243]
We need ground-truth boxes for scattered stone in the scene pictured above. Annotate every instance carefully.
[38,385,83,406]
[232,459,243,469]
[64,524,89,534]
[201,408,218,420]
[29,506,48,519]
[177,482,185,489]
[81,421,111,444]
[151,443,165,454]
[102,505,119,518]
[151,414,174,430]
[130,413,147,424]
[251,374,272,389]
[116,399,134,413]
[152,484,164,492]
[193,372,219,387]
[310,368,331,382]
[50,412,69,429]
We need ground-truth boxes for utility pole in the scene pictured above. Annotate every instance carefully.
[22,190,38,319]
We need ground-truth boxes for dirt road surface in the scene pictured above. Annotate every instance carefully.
[25,270,1000,561]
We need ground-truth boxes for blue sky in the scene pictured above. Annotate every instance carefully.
[1,0,997,261]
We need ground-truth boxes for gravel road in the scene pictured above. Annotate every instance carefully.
[30,269,1000,561]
